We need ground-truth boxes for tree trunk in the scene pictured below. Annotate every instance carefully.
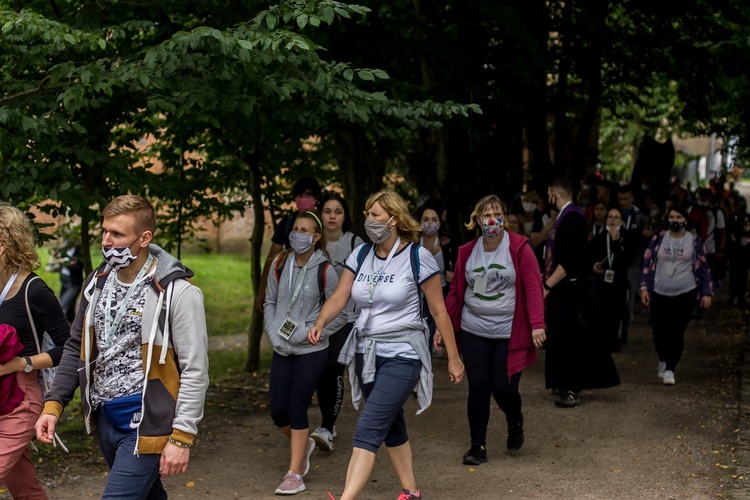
[334,124,386,238]
[244,153,266,373]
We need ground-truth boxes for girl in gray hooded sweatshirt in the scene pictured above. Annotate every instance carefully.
[264,210,348,495]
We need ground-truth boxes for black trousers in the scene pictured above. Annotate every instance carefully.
[545,283,585,393]
[461,331,522,446]
[315,322,353,431]
[649,289,696,372]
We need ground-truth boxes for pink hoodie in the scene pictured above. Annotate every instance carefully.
[445,232,545,377]
[0,324,25,415]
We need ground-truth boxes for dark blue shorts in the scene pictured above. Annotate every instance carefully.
[353,354,422,453]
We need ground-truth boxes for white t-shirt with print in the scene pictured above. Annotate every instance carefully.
[461,236,516,339]
[90,268,155,409]
[345,242,439,359]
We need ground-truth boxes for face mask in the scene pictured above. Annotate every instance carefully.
[289,231,315,254]
[365,216,394,244]
[697,201,709,207]
[102,237,141,270]
[642,184,650,192]
[650,210,660,219]
[296,196,316,212]
[522,202,537,213]
[421,221,440,236]
[669,221,685,232]
[481,217,504,238]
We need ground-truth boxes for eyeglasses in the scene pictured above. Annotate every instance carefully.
[607,215,622,220]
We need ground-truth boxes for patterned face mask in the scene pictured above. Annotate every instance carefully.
[289,231,315,254]
[481,217,504,238]
[101,237,141,269]
[421,221,440,236]
[668,221,685,233]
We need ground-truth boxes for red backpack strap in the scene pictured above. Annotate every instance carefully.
[274,251,290,281]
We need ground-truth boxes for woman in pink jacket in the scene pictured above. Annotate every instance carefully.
[438,194,546,465]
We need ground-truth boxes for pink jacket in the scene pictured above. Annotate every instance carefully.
[445,232,545,377]
[0,324,25,415]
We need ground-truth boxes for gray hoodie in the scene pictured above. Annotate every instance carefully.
[264,249,348,356]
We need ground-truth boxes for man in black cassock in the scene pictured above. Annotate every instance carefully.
[542,179,619,407]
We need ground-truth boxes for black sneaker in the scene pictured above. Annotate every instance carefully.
[554,391,580,408]
[462,444,487,465]
[507,415,524,453]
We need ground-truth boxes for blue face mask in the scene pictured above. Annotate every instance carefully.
[668,221,685,233]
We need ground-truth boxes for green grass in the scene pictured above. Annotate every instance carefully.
[181,253,253,337]
[37,248,255,337]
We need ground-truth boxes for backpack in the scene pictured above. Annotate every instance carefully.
[353,242,425,318]
[274,251,330,305]
[687,206,710,240]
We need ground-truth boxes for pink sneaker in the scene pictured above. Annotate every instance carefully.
[397,489,422,500]
[275,470,305,495]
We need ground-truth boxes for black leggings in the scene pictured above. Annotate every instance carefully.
[315,322,353,432]
[649,289,696,373]
[269,349,327,430]
[461,330,522,446]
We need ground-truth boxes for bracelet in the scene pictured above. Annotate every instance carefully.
[543,282,552,291]
[168,437,192,449]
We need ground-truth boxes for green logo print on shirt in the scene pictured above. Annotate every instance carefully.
[471,263,507,301]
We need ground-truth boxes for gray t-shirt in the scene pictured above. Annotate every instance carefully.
[90,270,154,408]
[654,232,697,297]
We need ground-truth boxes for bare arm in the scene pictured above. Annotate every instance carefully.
[422,275,464,384]
[308,269,354,345]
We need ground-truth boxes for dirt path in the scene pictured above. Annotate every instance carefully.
[5,302,745,500]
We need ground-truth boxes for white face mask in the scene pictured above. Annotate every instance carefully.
[522,202,537,213]
[289,231,315,254]
[364,216,394,244]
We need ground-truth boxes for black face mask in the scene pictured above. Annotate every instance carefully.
[668,221,685,232]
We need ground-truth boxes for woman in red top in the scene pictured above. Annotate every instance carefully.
[438,194,546,465]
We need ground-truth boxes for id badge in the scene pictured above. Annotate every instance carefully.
[278,317,298,340]
[664,262,676,277]
[473,274,488,294]
[604,270,615,283]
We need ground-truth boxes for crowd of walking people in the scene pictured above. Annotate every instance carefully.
[0,172,748,499]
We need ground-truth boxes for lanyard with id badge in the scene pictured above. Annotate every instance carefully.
[278,257,309,340]
[357,237,401,329]
[603,236,615,284]
[473,237,503,294]
[663,234,685,277]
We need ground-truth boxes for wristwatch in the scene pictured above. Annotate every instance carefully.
[23,356,34,373]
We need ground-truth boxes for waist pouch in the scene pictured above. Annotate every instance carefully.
[101,393,143,433]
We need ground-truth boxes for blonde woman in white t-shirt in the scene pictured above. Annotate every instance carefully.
[308,191,464,500]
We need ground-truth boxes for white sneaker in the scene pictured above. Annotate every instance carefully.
[663,370,675,385]
[657,362,666,379]
[311,427,334,451]
[301,437,315,476]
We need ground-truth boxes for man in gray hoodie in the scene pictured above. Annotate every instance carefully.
[36,195,209,499]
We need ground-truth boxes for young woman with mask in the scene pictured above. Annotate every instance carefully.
[264,210,348,495]
[640,205,713,386]
[415,199,458,297]
[307,191,464,500]
[310,194,363,452]
[589,199,609,241]
[0,203,70,499]
[589,208,630,352]
[439,195,545,465]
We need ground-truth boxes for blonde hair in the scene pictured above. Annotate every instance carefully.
[465,195,507,230]
[101,195,156,233]
[0,203,40,273]
[365,191,421,243]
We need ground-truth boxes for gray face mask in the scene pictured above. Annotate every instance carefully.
[289,231,315,254]
[364,216,394,244]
